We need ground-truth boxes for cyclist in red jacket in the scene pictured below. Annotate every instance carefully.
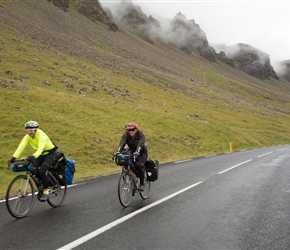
[8,121,58,201]
[115,122,148,191]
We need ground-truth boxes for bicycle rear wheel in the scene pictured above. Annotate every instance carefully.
[47,185,67,207]
[118,171,133,207]
[47,173,67,207]
[140,179,151,199]
[6,175,35,219]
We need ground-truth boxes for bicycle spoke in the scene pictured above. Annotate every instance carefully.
[140,179,151,199]
[118,172,132,207]
[6,175,35,219]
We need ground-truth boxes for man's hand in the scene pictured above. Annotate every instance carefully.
[112,152,120,161]
[26,155,35,164]
[133,152,139,162]
[7,157,16,169]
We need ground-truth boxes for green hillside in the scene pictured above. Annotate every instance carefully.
[0,0,290,198]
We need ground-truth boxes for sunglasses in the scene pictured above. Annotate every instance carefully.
[128,129,135,132]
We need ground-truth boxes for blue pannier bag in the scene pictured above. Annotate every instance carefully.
[65,158,76,185]
[53,152,76,186]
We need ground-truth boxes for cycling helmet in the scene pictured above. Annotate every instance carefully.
[24,120,38,129]
[126,122,138,130]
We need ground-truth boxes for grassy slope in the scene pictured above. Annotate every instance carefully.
[0,0,290,198]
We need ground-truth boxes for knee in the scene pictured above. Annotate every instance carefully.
[39,162,50,175]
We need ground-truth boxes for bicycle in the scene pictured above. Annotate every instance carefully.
[114,152,151,207]
[6,158,67,219]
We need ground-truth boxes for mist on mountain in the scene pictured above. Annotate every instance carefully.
[100,0,288,81]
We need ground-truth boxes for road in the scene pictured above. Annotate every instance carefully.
[1,145,290,249]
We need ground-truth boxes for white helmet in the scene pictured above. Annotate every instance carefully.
[24,121,38,129]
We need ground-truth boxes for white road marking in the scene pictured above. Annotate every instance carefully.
[258,152,273,158]
[57,181,203,250]
[218,159,252,174]
[277,148,288,152]
[174,159,192,163]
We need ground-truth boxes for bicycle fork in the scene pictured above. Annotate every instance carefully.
[21,174,32,197]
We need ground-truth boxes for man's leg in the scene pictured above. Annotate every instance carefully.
[39,152,56,201]
[137,153,147,190]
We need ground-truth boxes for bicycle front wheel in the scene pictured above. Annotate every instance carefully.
[140,179,151,200]
[47,185,67,207]
[118,171,133,207]
[6,175,35,219]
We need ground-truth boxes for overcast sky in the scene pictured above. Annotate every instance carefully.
[100,0,290,71]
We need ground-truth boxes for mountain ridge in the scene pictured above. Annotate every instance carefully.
[101,1,284,81]
[1,0,290,108]
[41,0,289,81]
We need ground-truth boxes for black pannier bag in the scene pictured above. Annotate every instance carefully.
[50,151,67,186]
[145,159,159,182]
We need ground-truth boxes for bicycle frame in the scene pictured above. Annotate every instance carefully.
[23,173,33,196]
[122,165,138,189]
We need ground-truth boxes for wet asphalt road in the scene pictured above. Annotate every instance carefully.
[1,145,290,250]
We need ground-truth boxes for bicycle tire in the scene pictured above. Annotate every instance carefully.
[47,172,67,207]
[47,185,67,207]
[6,175,35,219]
[140,179,151,199]
[118,171,133,207]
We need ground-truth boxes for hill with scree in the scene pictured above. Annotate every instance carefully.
[0,0,290,198]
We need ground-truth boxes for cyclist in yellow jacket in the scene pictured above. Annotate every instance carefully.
[8,121,57,201]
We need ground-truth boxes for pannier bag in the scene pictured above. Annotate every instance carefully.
[65,158,76,185]
[145,159,159,182]
[115,153,132,166]
[11,159,35,172]
[52,152,76,186]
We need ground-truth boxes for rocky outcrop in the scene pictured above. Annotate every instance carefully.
[103,1,160,44]
[226,44,279,80]
[78,0,118,31]
[102,2,282,80]
[49,0,282,81]
[167,13,216,62]
[49,0,118,31]
[216,51,235,68]
[168,14,209,52]
[278,60,290,81]
[108,5,217,62]
[48,0,69,11]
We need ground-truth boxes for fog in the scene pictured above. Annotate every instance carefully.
[100,0,290,73]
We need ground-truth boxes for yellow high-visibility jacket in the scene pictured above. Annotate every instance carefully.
[13,129,55,159]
